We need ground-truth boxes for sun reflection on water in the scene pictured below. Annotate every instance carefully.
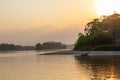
[75,55,120,80]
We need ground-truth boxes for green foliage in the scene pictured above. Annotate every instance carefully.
[74,13,120,51]
[92,33,114,46]
[74,35,95,51]
[93,44,120,51]
[84,13,120,38]
[74,33,114,51]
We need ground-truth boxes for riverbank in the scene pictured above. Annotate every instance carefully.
[39,50,120,56]
[39,50,85,55]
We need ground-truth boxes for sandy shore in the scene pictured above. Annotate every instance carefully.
[38,50,120,56]
[38,50,87,55]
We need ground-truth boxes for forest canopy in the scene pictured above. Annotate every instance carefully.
[74,13,120,51]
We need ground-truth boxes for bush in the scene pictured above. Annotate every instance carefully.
[74,35,95,50]
[74,33,114,51]
[93,45,120,51]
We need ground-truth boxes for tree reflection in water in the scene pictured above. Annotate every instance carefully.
[75,55,120,80]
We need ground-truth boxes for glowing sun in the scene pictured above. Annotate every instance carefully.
[95,0,120,15]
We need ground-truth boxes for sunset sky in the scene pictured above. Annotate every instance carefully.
[0,0,105,45]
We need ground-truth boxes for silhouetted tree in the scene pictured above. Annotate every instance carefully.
[0,43,35,51]
[35,42,67,50]
[85,18,103,36]
[74,13,120,51]
[102,13,120,39]
[35,43,42,50]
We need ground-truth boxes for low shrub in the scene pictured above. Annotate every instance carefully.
[93,45,120,51]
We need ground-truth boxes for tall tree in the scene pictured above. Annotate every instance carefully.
[102,13,120,39]
[85,18,103,36]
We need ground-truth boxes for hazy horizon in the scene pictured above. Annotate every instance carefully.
[0,0,102,45]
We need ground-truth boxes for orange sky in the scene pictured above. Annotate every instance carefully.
[0,0,99,45]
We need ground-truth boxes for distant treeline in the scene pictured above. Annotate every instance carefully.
[35,41,67,50]
[0,41,67,51]
[0,43,35,51]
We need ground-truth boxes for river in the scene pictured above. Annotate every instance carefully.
[0,50,120,80]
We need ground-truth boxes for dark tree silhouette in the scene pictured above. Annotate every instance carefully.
[74,13,120,51]
[35,41,67,50]
[35,43,42,50]
[0,43,35,51]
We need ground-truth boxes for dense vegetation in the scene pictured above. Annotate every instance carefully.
[93,44,120,51]
[35,41,67,50]
[0,41,67,51]
[74,13,120,51]
[0,43,35,51]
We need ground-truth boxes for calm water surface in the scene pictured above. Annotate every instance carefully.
[0,51,120,80]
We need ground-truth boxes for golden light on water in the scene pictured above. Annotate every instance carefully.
[95,0,120,15]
